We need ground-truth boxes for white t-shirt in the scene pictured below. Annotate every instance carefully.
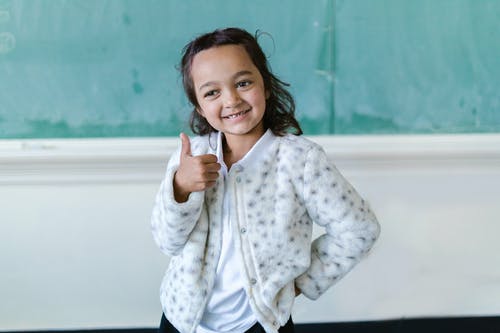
[196,131,275,333]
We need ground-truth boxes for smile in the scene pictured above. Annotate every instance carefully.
[223,109,251,119]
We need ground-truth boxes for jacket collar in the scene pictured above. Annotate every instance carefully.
[215,129,277,171]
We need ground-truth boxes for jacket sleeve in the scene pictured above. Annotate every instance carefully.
[295,145,380,300]
[150,146,205,257]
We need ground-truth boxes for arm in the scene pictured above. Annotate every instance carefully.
[295,145,380,300]
[150,146,205,257]
[151,134,221,257]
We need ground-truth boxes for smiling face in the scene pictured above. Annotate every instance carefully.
[190,44,268,144]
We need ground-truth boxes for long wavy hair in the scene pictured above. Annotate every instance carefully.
[180,27,303,136]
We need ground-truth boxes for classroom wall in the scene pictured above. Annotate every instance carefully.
[1,134,499,330]
[2,0,500,330]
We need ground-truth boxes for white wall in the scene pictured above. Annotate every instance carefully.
[1,134,499,330]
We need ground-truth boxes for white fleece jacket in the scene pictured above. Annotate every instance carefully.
[151,132,380,333]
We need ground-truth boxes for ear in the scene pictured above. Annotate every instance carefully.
[265,90,271,99]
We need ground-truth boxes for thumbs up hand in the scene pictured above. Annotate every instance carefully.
[173,133,221,203]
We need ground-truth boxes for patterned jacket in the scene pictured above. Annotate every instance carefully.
[151,132,380,333]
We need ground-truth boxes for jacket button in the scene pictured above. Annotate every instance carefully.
[240,227,246,234]
[236,176,242,183]
[250,278,257,285]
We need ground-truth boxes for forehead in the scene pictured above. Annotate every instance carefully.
[191,44,258,84]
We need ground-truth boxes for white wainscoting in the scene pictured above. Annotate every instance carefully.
[1,134,500,330]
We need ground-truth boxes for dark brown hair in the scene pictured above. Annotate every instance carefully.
[180,27,303,136]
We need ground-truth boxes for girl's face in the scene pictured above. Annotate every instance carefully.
[190,44,268,142]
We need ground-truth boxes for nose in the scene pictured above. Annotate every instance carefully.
[223,88,242,108]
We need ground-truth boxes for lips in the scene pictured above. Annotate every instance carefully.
[222,109,251,119]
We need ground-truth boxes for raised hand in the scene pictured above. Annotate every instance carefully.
[173,133,221,203]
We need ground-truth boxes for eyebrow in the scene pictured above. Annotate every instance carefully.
[198,70,254,91]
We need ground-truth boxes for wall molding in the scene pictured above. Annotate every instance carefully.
[1,134,499,184]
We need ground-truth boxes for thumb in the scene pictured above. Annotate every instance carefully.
[179,133,192,157]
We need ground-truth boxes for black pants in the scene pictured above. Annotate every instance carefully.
[159,313,295,333]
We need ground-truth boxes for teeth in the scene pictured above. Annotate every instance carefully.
[226,110,246,119]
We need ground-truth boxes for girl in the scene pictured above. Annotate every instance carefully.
[151,27,380,333]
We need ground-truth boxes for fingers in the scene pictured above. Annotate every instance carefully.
[194,159,220,183]
[187,160,220,192]
[175,133,221,194]
[188,171,219,192]
[179,133,218,164]
[204,162,222,173]
[198,153,218,164]
[180,132,192,157]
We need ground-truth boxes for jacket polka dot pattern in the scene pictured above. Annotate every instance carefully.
[151,133,380,333]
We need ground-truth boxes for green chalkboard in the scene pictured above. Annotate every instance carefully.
[0,0,333,138]
[333,0,500,134]
[0,0,499,138]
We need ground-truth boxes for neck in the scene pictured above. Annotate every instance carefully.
[223,131,265,169]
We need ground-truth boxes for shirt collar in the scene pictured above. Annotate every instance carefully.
[216,129,276,170]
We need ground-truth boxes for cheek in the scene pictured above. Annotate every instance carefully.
[197,101,218,118]
[247,89,267,107]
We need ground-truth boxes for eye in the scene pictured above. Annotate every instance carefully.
[236,80,252,88]
[204,90,219,98]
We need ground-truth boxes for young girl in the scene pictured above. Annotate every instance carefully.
[151,27,380,333]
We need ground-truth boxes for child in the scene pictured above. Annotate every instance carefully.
[151,27,380,333]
